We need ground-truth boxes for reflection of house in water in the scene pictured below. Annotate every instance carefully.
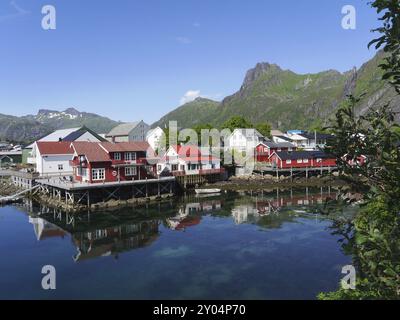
[72,220,160,262]
[232,188,338,224]
[231,205,261,225]
[29,217,67,241]
[166,200,222,230]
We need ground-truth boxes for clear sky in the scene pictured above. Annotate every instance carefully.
[0,0,380,123]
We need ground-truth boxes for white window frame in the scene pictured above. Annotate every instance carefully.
[303,159,309,163]
[58,164,64,171]
[125,152,136,161]
[114,153,121,161]
[297,159,303,164]
[92,168,105,181]
[125,167,137,176]
[286,159,292,165]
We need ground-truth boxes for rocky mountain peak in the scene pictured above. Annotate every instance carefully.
[242,62,282,88]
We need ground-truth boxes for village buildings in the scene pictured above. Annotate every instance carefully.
[105,121,150,143]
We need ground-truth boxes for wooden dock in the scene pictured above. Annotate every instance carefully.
[35,177,176,209]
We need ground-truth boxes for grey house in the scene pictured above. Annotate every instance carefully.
[106,121,150,142]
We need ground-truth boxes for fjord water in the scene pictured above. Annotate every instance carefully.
[0,188,354,300]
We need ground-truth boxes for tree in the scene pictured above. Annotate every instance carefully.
[368,0,400,93]
[221,116,253,132]
[255,123,272,139]
[319,0,400,300]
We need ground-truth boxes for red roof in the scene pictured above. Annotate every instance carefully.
[100,142,150,152]
[71,142,110,162]
[169,145,219,162]
[36,142,74,155]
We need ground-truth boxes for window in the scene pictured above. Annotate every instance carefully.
[114,153,121,160]
[77,167,88,177]
[303,159,309,163]
[125,167,137,176]
[92,168,105,181]
[171,164,178,171]
[125,152,136,161]
[157,165,162,171]
[286,160,292,165]
[297,159,303,164]
[316,158,322,163]
[58,164,63,171]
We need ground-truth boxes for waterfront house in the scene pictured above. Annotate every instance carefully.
[0,151,22,167]
[146,126,165,154]
[34,141,75,177]
[225,128,265,153]
[105,121,150,143]
[255,141,296,162]
[24,126,106,165]
[269,151,337,169]
[297,132,334,150]
[157,145,221,176]
[70,141,157,183]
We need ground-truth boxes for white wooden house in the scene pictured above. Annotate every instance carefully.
[146,127,165,154]
[33,142,75,177]
[157,145,221,176]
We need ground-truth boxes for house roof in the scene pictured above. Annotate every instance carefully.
[273,150,333,161]
[106,122,142,137]
[299,132,334,140]
[273,135,294,142]
[233,128,264,139]
[36,142,74,155]
[100,141,150,152]
[71,142,110,162]
[170,145,219,161]
[62,126,107,142]
[26,127,83,148]
[270,130,284,136]
[259,141,295,149]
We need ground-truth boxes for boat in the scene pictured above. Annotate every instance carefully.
[195,188,221,194]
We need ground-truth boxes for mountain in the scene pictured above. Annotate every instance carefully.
[153,51,399,130]
[153,98,220,128]
[0,108,119,144]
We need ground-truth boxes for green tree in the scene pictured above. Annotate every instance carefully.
[221,116,253,132]
[319,0,400,300]
[368,0,400,93]
[255,123,272,138]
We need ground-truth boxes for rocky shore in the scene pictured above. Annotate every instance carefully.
[0,178,20,197]
[207,173,344,191]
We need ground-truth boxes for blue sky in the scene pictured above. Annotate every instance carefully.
[0,0,380,123]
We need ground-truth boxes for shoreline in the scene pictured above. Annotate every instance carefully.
[206,175,345,191]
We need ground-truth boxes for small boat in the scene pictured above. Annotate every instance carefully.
[195,188,221,194]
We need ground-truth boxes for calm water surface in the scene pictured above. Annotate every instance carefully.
[0,188,356,299]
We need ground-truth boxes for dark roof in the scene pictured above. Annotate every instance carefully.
[62,126,107,142]
[273,150,333,161]
[300,132,334,140]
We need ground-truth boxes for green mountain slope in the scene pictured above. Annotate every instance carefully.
[153,51,397,130]
[0,108,119,144]
[153,98,220,128]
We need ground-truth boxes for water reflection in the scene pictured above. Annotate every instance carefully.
[22,186,341,263]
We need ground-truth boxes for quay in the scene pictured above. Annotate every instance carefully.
[254,165,338,179]
[34,176,176,209]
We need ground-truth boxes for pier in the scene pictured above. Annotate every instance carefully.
[34,176,176,209]
[254,165,337,180]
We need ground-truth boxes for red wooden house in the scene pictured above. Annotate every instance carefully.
[269,151,337,169]
[70,141,157,184]
[255,141,296,162]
